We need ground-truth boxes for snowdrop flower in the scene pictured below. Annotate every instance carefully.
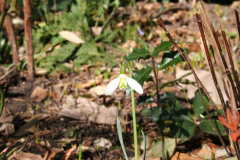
[105,65,143,95]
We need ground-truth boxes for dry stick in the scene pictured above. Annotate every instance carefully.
[24,0,34,79]
[196,14,227,113]
[4,14,19,63]
[200,19,231,102]
[234,10,240,59]
[200,1,240,106]
[157,17,231,157]
[157,18,221,116]
[220,22,240,110]
[195,13,231,156]
[209,46,231,102]
[151,57,165,160]
[230,40,240,75]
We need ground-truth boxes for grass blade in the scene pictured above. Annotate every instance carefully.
[141,130,146,160]
[117,117,129,160]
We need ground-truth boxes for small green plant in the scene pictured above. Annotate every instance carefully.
[107,37,229,159]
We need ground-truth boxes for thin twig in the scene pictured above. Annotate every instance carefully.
[0,65,17,81]
[151,57,165,160]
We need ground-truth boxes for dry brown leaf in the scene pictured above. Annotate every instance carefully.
[195,148,212,159]
[57,97,128,125]
[15,151,43,160]
[122,40,137,52]
[91,26,102,36]
[43,148,63,160]
[93,137,112,149]
[0,107,14,123]
[13,116,39,136]
[131,156,160,160]
[175,67,228,105]
[171,152,205,160]
[59,31,85,44]
[60,144,77,160]
[89,85,107,96]
[0,123,14,136]
[140,135,154,150]
[30,86,48,102]
[81,79,101,88]
[116,21,124,27]
[184,42,201,52]
[35,68,49,76]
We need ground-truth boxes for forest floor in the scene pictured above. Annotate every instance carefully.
[0,1,240,160]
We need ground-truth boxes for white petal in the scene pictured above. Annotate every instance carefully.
[105,76,120,95]
[126,76,143,94]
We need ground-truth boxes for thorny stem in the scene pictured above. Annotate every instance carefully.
[151,57,165,160]
[123,57,138,160]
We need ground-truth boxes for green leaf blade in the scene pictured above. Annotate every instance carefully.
[169,120,196,142]
[125,48,151,61]
[193,89,210,119]
[133,65,153,87]
[199,120,227,136]
[152,40,173,57]
[147,138,178,158]
[137,94,155,105]
[157,50,185,71]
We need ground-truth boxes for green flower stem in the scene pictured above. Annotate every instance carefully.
[130,87,138,160]
[123,57,138,160]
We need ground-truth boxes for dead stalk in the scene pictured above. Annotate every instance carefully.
[4,14,19,63]
[234,10,240,58]
[196,14,227,113]
[24,0,34,79]
[157,18,221,116]
[199,1,240,107]
[157,14,231,157]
